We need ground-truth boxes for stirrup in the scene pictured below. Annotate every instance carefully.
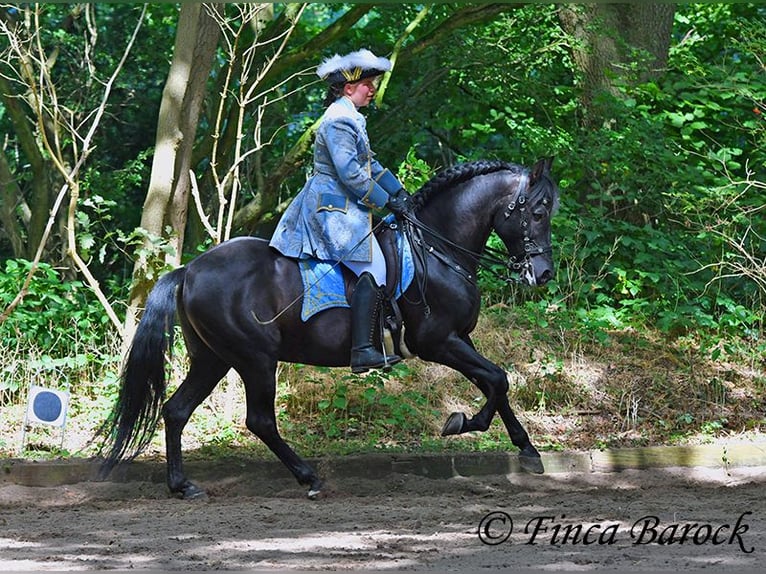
[351,346,401,374]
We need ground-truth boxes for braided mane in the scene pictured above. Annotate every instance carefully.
[411,160,525,210]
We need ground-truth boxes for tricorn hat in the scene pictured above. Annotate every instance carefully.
[317,49,392,85]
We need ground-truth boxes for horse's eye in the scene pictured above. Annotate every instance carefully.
[532,209,547,222]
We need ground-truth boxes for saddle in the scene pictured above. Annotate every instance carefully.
[296,217,415,358]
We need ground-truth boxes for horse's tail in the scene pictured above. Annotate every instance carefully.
[97,267,186,478]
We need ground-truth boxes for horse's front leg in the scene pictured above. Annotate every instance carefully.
[440,375,499,436]
[423,334,544,474]
[495,393,544,473]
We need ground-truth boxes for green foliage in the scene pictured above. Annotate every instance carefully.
[0,260,108,349]
[397,146,435,192]
[1,3,764,457]
[0,259,116,397]
[538,4,766,344]
[306,363,438,445]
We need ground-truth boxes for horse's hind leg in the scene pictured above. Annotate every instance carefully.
[239,356,323,499]
[163,348,229,499]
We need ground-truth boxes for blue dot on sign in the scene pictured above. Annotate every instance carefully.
[32,391,63,423]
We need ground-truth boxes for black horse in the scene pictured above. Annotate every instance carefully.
[99,157,559,499]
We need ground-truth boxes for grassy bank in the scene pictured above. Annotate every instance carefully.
[3,304,764,462]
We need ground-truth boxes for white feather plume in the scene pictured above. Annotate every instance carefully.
[316,49,391,79]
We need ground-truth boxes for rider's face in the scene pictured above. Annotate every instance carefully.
[344,78,378,108]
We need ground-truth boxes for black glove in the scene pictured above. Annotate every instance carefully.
[386,190,413,219]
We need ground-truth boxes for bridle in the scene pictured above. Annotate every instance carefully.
[400,181,553,287]
[503,188,554,274]
[392,181,553,316]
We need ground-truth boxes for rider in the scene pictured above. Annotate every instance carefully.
[269,48,412,374]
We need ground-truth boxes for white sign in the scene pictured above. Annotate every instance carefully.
[26,386,70,428]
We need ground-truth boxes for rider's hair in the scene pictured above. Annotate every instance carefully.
[323,82,346,107]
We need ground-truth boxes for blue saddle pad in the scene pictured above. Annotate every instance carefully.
[298,220,414,321]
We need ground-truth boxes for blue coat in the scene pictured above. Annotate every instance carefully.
[269,97,402,262]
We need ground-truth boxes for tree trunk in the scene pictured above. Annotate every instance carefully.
[125,3,221,337]
[0,148,27,257]
[558,3,676,126]
[166,4,221,262]
[0,73,51,259]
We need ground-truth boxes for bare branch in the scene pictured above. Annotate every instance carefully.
[201,3,306,243]
[376,5,432,107]
[0,5,147,333]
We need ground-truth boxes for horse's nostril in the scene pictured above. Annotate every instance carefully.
[539,269,553,284]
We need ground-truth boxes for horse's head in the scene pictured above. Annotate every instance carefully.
[493,157,559,286]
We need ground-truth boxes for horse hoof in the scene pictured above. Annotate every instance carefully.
[307,478,324,500]
[186,488,208,500]
[519,454,545,475]
[175,482,207,500]
[441,412,466,436]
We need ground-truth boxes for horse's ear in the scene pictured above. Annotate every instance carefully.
[531,156,554,182]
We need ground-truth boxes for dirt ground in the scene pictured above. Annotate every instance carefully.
[0,463,764,572]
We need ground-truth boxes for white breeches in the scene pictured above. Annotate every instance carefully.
[342,236,386,287]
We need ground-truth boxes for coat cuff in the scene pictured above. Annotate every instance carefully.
[374,169,404,194]
[359,181,390,209]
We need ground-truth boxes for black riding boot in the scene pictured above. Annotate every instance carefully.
[350,272,402,374]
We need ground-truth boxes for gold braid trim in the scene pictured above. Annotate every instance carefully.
[341,67,363,82]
